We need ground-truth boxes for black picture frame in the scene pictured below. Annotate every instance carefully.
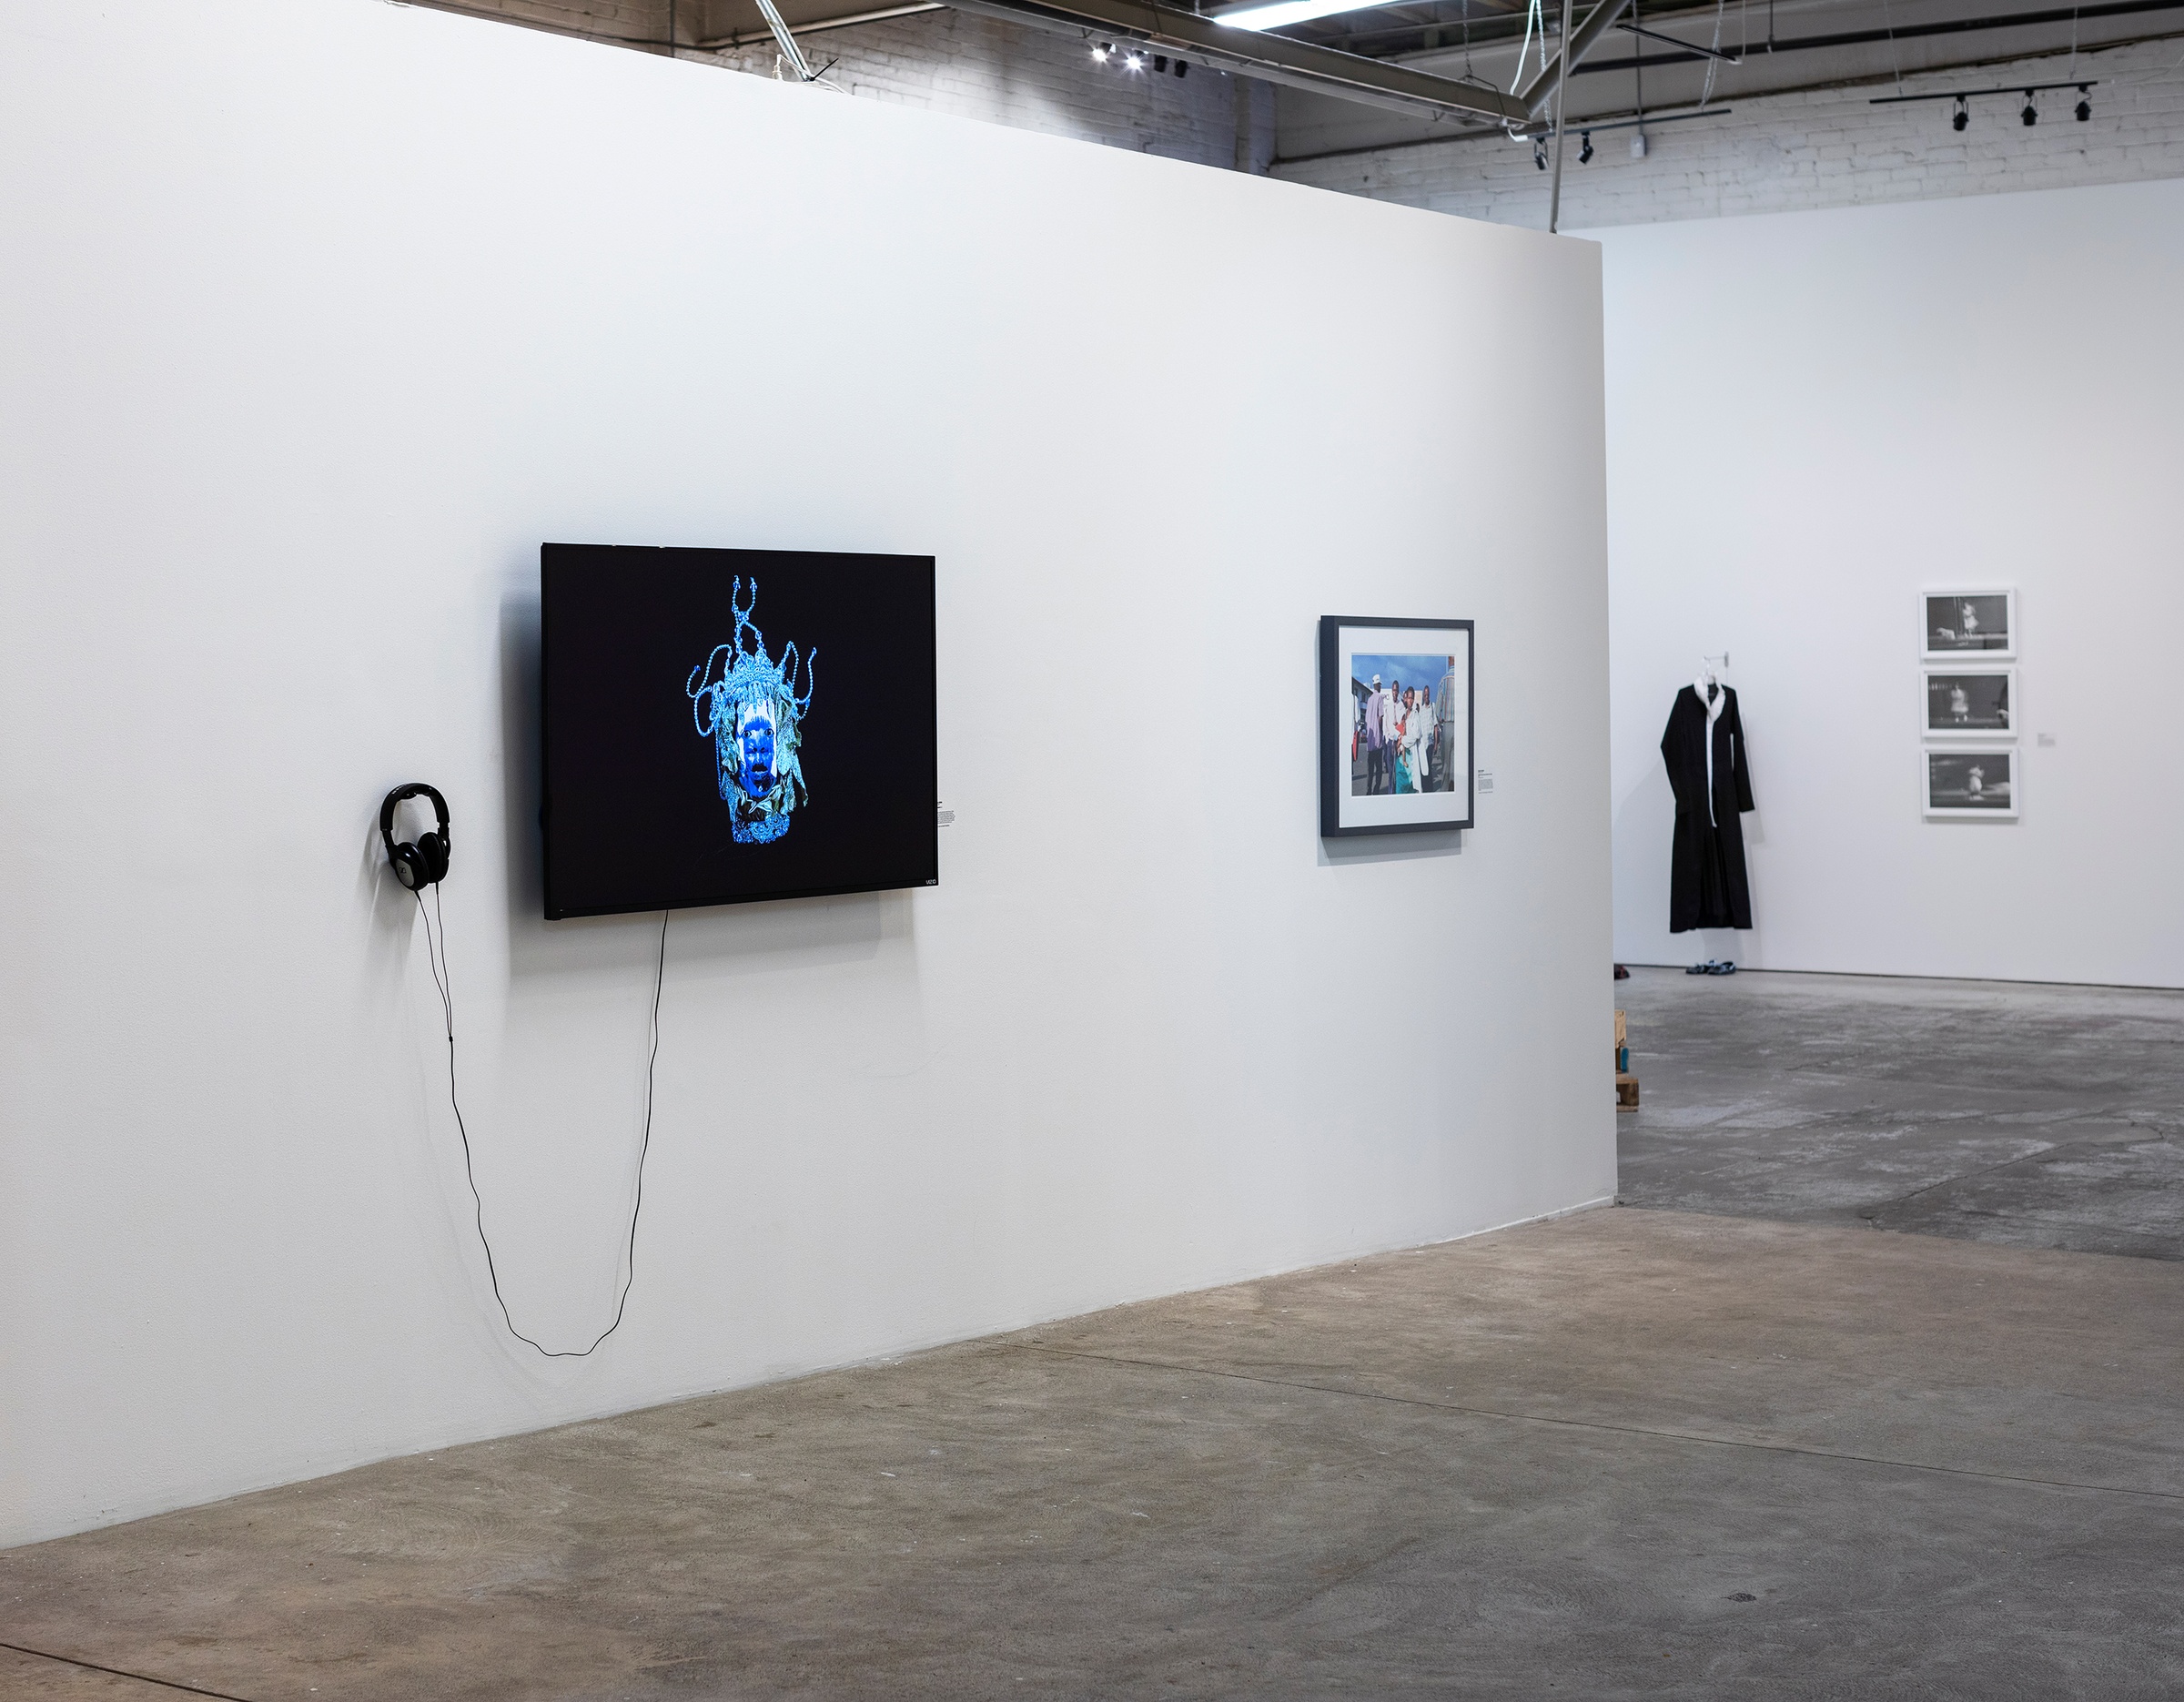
[1319,615,1475,838]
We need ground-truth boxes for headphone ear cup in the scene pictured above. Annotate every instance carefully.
[419,832,450,885]
[391,844,425,890]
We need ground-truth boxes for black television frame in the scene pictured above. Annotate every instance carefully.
[540,544,939,919]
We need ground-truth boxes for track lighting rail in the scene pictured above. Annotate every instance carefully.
[1615,19,1742,61]
[1869,76,2096,100]
[1562,104,1732,131]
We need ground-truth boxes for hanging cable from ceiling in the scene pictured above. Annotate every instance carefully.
[1459,0,1491,91]
[1698,0,1730,106]
[1509,0,1545,96]
[1881,0,1906,94]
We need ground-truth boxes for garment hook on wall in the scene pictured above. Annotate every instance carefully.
[1700,651,1730,701]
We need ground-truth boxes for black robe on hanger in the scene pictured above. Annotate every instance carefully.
[1662,684,1755,933]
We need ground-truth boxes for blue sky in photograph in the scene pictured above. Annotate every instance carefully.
[1350,653,1454,701]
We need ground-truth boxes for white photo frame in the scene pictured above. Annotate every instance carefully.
[1921,588,2016,661]
[1924,746,2018,820]
[1922,666,2017,739]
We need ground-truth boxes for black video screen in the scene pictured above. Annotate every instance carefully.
[541,544,937,918]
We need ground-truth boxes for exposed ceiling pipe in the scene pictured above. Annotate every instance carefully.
[1574,0,2182,71]
[1343,0,2179,58]
[1278,96,1729,163]
[1549,0,1575,228]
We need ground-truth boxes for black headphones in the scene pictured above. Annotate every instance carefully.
[380,783,451,892]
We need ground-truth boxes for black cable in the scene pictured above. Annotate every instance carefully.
[0,1642,258,1702]
[415,887,670,1357]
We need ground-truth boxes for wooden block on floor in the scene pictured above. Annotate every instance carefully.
[1616,1071,1640,1110]
[1614,1008,1627,1047]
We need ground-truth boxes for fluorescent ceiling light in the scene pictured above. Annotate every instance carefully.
[1212,0,1364,30]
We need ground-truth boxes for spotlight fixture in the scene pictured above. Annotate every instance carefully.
[1875,77,2098,127]
[1532,136,1548,170]
[1092,39,1111,60]
[1154,53,1168,70]
[1578,130,1593,163]
[1175,58,1188,76]
[1125,49,1144,69]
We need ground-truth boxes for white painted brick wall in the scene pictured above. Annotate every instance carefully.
[418,1,2181,222]
[1275,35,2184,226]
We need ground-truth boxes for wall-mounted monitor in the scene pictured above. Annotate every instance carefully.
[542,544,938,919]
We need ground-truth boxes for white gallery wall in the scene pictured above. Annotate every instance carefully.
[0,0,1611,1547]
[1596,178,2184,986]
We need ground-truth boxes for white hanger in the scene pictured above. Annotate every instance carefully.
[1699,652,1730,701]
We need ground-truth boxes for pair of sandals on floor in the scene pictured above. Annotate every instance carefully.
[1685,959,1738,976]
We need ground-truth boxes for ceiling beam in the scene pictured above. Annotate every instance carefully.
[1514,0,1635,114]
[697,2,945,49]
[943,0,1532,121]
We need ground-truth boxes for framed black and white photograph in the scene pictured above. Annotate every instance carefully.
[1924,747,2018,819]
[1319,616,1473,837]
[1923,667,2016,737]
[1921,588,2016,659]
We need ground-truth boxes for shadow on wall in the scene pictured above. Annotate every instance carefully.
[1317,831,1463,868]
[357,795,432,1002]
[1613,760,1675,949]
[494,583,900,983]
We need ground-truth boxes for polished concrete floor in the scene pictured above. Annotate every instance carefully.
[7,973,2183,1699]
[1617,968,2184,1259]
[7,1209,2184,1699]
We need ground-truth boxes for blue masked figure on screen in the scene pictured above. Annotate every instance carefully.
[686,579,815,846]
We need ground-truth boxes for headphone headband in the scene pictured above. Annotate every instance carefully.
[380,782,450,859]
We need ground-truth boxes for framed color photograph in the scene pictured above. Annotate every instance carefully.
[1924,747,2018,819]
[1319,616,1473,837]
[1923,667,2016,737]
[1921,589,2016,659]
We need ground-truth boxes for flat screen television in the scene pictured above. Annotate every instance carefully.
[541,544,938,919]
